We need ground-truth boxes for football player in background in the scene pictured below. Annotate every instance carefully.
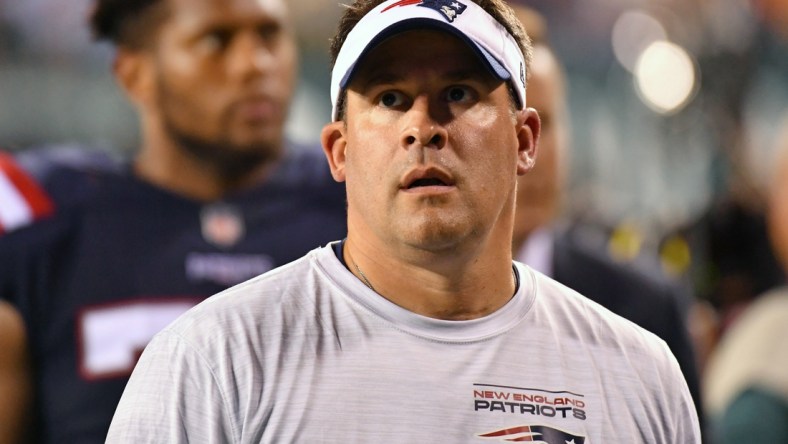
[0,0,346,442]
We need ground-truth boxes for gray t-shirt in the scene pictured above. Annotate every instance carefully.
[107,243,700,443]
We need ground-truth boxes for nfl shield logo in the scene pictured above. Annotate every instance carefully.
[200,204,245,248]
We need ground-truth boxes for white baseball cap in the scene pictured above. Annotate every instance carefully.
[330,0,527,121]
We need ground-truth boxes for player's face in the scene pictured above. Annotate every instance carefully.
[513,47,567,243]
[151,0,297,160]
[324,29,539,252]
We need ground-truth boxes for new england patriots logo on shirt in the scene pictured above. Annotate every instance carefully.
[478,424,586,443]
[382,0,468,23]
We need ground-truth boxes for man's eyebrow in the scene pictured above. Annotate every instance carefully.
[355,72,404,93]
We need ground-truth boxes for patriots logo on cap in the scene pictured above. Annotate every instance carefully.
[478,424,586,443]
[382,0,468,23]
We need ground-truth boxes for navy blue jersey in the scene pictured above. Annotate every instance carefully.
[0,145,347,443]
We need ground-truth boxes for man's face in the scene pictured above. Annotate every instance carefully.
[325,29,538,253]
[149,0,297,165]
[513,46,567,243]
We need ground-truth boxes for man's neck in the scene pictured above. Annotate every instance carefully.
[343,230,516,321]
[134,136,279,202]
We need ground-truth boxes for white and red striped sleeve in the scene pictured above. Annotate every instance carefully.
[0,151,55,235]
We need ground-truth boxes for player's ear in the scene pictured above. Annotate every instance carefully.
[113,48,156,109]
[321,121,348,182]
[516,107,540,176]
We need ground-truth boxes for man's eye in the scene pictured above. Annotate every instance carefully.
[446,86,473,103]
[199,30,232,52]
[378,91,406,108]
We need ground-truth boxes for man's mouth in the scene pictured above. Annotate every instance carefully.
[401,168,455,192]
[407,178,448,189]
[233,94,281,122]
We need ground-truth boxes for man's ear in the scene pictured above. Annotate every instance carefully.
[516,107,541,176]
[321,121,347,182]
[113,48,156,108]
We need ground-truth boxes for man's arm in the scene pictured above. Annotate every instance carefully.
[0,300,33,444]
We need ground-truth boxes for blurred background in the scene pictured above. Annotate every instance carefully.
[2,0,788,333]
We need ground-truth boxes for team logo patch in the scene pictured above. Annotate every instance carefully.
[382,0,468,23]
[478,425,586,443]
[200,204,245,248]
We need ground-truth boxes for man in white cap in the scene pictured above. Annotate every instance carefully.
[107,1,701,442]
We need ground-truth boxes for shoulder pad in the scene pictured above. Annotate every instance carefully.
[0,150,55,234]
[14,144,119,180]
[0,145,118,234]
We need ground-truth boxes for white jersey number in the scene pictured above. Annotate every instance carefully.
[77,298,199,380]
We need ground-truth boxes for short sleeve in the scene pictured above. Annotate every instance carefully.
[106,330,237,443]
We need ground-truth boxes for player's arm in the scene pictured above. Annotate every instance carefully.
[0,300,33,444]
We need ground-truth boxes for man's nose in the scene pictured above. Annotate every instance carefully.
[399,96,448,151]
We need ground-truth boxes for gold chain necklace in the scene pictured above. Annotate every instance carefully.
[354,262,376,292]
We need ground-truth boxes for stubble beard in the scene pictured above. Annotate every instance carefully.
[396,205,481,254]
[164,121,278,182]
[158,81,282,183]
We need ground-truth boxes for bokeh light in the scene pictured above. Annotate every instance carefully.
[634,40,698,115]
[612,10,667,73]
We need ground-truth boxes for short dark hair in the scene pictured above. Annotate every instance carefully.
[89,0,169,48]
[328,0,533,120]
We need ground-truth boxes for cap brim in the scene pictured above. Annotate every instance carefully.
[338,18,511,92]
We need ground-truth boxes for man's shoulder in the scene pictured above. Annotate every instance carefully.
[530,267,671,355]
[160,248,329,344]
[0,145,120,234]
[138,247,336,375]
[531,267,688,409]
